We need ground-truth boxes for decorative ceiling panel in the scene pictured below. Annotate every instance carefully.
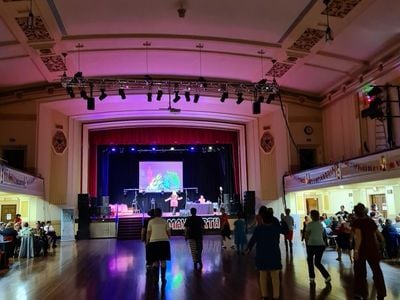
[266,62,293,78]
[289,28,325,52]
[41,55,66,72]
[322,0,362,18]
[15,16,52,41]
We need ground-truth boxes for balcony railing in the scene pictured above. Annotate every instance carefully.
[0,162,44,197]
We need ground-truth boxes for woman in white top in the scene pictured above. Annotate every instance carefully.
[305,210,331,284]
[147,208,171,287]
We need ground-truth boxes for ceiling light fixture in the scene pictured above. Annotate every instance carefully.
[173,91,181,103]
[66,86,75,98]
[236,92,244,104]
[80,89,87,100]
[253,100,261,115]
[184,91,191,102]
[156,89,163,101]
[266,94,275,104]
[61,77,279,104]
[99,88,107,101]
[220,91,228,102]
[147,92,152,102]
[119,88,126,100]
[323,0,334,42]
[86,83,95,110]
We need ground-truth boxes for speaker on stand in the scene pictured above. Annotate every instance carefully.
[244,191,255,219]
[77,193,90,239]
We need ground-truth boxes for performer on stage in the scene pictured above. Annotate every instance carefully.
[198,195,206,204]
[218,186,224,209]
[164,191,183,215]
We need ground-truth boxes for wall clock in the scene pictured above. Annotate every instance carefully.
[304,125,314,135]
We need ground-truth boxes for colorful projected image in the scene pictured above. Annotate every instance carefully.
[139,161,183,192]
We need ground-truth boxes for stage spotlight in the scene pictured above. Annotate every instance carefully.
[87,97,95,110]
[173,91,181,103]
[156,89,163,101]
[220,91,228,102]
[111,147,116,152]
[190,146,195,151]
[367,86,383,97]
[80,89,88,100]
[147,92,152,102]
[266,94,275,104]
[99,88,107,101]
[236,92,244,104]
[119,88,126,100]
[253,100,261,115]
[130,147,136,152]
[258,95,265,103]
[194,93,200,103]
[151,147,156,151]
[184,91,191,102]
[66,86,75,98]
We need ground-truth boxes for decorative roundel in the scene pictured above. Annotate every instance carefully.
[52,130,67,154]
[260,132,275,154]
[304,125,314,135]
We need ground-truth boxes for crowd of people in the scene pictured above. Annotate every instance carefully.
[0,215,58,263]
[140,202,398,300]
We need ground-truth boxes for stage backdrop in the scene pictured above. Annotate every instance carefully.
[88,127,239,208]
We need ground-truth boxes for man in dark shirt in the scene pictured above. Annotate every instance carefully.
[184,208,205,270]
[352,203,386,300]
[335,205,349,221]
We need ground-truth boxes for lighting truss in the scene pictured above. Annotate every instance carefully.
[60,74,279,102]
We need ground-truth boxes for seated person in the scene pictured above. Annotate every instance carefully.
[44,221,57,248]
[198,195,206,204]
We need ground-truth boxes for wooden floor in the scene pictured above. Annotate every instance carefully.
[0,236,399,300]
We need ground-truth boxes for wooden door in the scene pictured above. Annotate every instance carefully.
[370,194,387,219]
[306,198,318,215]
[1,204,17,223]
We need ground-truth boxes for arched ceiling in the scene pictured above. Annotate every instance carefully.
[0,0,399,118]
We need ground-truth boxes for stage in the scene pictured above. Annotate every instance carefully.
[88,207,224,239]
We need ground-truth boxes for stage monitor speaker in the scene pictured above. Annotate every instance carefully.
[244,190,255,218]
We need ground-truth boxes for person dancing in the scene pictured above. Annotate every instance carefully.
[164,190,183,215]
[305,210,331,285]
[246,206,282,300]
[352,203,386,300]
[146,208,171,287]
[184,207,205,269]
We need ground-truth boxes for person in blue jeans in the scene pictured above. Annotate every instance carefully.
[305,210,331,285]
[233,211,247,254]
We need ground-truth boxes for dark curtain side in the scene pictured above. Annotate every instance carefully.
[88,127,240,197]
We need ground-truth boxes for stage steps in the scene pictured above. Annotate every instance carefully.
[117,218,143,240]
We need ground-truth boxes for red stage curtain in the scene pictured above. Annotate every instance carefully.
[88,127,239,196]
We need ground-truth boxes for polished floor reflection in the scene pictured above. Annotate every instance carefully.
[0,236,399,300]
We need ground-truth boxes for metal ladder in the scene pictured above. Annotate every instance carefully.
[375,120,388,151]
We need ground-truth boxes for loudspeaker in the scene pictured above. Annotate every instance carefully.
[244,190,255,218]
[232,193,242,214]
[78,193,90,208]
